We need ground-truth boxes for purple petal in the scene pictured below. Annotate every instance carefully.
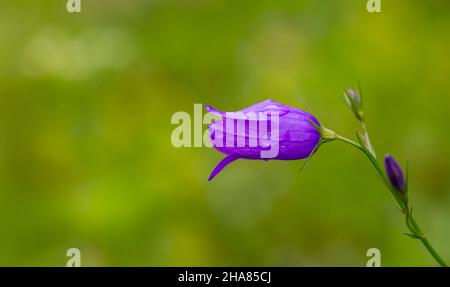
[205,105,225,116]
[208,154,241,181]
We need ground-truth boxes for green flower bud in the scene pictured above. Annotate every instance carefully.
[343,88,364,121]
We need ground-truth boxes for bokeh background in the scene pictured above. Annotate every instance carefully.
[0,0,449,266]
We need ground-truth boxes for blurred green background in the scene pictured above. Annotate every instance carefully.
[0,0,449,266]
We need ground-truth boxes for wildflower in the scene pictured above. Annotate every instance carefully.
[205,99,321,181]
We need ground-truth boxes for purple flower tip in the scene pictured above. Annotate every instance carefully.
[384,154,405,193]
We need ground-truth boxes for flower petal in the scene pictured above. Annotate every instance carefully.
[205,105,225,116]
[208,154,241,181]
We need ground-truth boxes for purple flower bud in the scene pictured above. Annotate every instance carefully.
[384,155,405,193]
[205,99,321,181]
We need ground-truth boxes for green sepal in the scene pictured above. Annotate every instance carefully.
[308,120,336,142]
[403,233,421,240]
[300,121,337,172]
[299,140,323,172]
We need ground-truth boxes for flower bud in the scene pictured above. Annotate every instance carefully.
[384,155,405,193]
[343,88,364,121]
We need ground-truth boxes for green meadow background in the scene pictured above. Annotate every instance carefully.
[0,0,449,266]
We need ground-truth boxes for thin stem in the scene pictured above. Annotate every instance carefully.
[407,213,448,267]
[419,237,447,267]
[335,135,362,150]
[335,134,447,267]
[336,135,402,205]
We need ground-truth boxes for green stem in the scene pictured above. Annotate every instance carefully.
[406,212,448,267]
[335,134,447,267]
[419,237,447,267]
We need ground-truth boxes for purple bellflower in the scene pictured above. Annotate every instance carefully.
[384,155,406,193]
[205,99,321,181]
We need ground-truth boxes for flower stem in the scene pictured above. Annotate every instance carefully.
[419,237,447,267]
[335,134,447,267]
[406,211,448,267]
